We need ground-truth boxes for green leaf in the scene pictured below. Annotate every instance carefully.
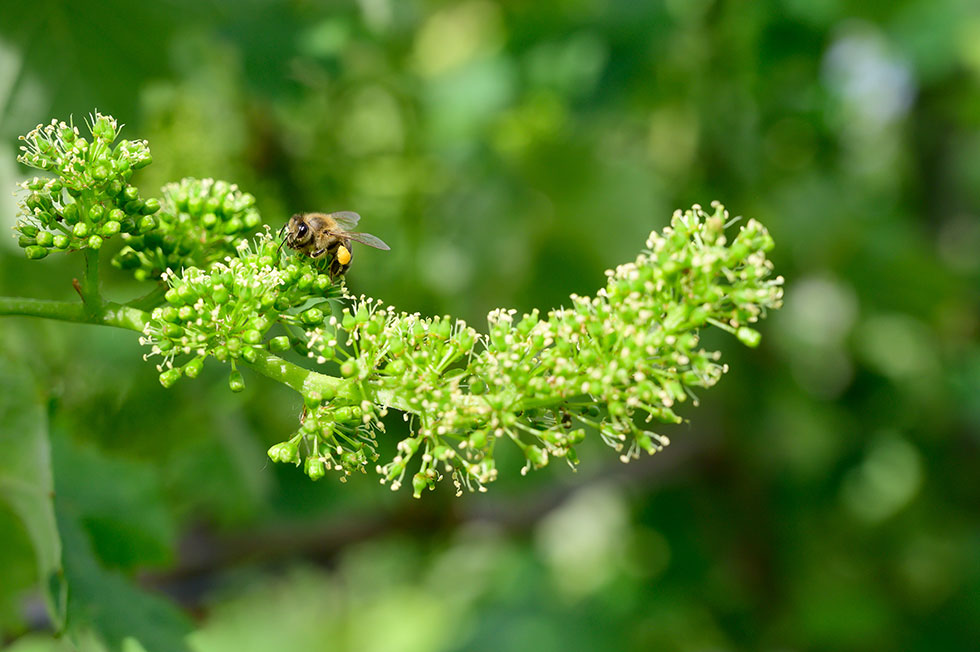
[0,507,42,632]
[51,434,176,570]
[55,492,192,652]
[0,357,66,628]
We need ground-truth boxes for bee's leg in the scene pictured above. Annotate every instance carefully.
[329,258,350,279]
[311,248,327,257]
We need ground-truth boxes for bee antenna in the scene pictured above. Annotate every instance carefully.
[276,223,288,256]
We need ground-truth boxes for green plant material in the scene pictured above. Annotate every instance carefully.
[112,177,262,281]
[139,234,344,385]
[277,202,783,495]
[0,357,66,629]
[51,433,176,570]
[15,113,156,257]
[55,503,192,652]
[3,113,783,500]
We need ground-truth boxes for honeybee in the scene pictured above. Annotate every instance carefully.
[282,211,390,277]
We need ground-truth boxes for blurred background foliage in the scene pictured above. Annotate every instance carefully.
[0,0,978,650]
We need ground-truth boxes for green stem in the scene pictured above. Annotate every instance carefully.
[0,296,147,330]
[0,294,559,421]
[0,296,86,323]
[80,248,102,315]
[243,349,349,399]
[0,294,390,409]
[126,283,169,311]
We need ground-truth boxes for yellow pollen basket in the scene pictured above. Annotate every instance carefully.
[337,245,352,265]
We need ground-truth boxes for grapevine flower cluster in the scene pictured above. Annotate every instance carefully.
[9,112,783,498]
[15,113,157,258]
[272,202,783,496]
[113,178,262,281]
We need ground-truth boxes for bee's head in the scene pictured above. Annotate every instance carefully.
[288,214,312,245]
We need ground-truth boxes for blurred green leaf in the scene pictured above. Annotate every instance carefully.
[54,471,191,652]
[0,357,66,629]
[0,506,42,633]
[51,433,176,570]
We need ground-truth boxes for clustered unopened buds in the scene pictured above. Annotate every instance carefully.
[15,113,156,258]
[113,178,262,281]
[140,233,344,389]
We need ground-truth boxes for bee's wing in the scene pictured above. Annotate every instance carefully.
[345,231,391,250]
[328,211,361,230]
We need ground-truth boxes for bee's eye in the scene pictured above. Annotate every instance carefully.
[297,223,308,238]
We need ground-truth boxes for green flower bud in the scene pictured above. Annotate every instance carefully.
[138,215,157,233]
[269,336,290,351]
[268,440,299,464]
[526,445,548,468]
[301,308,324,326]
[176,284,197,304]
[228,370,245,392]
[35,231,53,247]
[25,246,49,259]
[184,357,204,378]
[72,222,89,237]
[91,114,117,140]
[224,218,243,234]
[305,457,326,481]
[101,220,121,236]
[470,430,487,449]
[159,368,182,388]
[87,235,103,250]
[736,327,761,348]
[315,274,332,291]
[412,472,428,498]
[142,197,160,214]
[62,202,79,223]
[212,285,229,304]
